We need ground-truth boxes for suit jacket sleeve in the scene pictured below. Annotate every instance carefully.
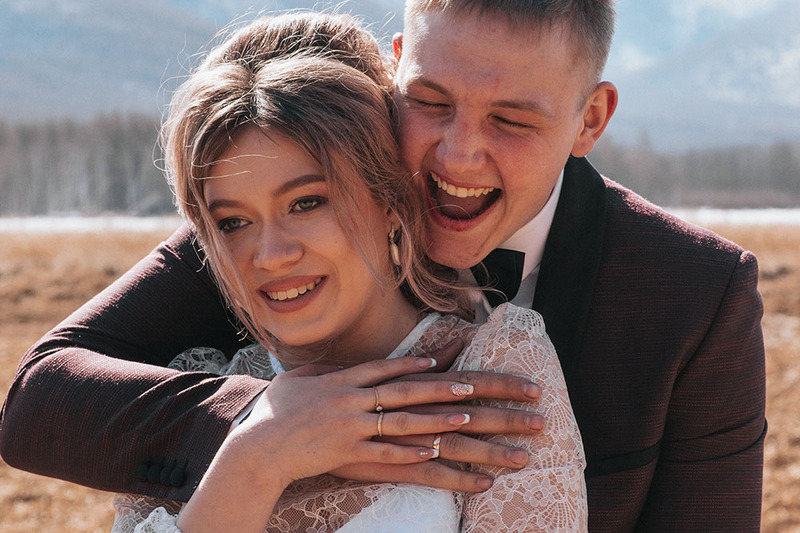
[635,249,766,531]
[0,225,269,502]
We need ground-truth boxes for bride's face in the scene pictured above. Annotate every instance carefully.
[204,127,408,356]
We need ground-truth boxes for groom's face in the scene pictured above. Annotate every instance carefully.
[393,10,592,268]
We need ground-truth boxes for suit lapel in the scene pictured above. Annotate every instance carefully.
[533,156,606,383]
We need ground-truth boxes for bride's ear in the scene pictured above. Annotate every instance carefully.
[385,208,403,268]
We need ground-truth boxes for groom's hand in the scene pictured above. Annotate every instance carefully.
[330,339,545,492]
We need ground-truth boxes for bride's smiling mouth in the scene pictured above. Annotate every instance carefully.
[264,277,324,301]
[258,276,326,312]
[427,172,501,220]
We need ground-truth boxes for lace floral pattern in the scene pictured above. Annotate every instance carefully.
[112,304,587,532]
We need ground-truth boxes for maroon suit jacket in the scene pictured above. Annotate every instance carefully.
[0,156,765,532]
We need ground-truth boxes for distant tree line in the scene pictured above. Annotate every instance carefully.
[591,135,800,208]
[0,114,798,216]
[0,114,172,216]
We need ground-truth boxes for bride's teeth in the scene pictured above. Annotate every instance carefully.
[431,172,494,198]
[267,278,323,301]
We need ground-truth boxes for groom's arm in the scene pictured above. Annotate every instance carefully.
[0,226,543,501]
[635,251,766,532]
[0,226,266,501]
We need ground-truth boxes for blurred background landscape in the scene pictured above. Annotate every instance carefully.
[1,1,798,531]
[0,0,798,214]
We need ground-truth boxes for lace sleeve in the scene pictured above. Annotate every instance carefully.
[456,304,588,532]
[111,494,183,533]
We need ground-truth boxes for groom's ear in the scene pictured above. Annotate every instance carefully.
[392,33,403,61]
[571,81,617,158]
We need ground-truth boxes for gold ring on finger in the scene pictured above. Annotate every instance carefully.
[432,433,442,459]
[373,386,383,413]
[377,412,385,437]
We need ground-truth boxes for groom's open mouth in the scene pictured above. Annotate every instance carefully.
[427,171,501,220]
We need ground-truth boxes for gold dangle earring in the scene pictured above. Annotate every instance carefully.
[388,223,401,267]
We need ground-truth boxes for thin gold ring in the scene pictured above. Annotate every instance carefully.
[373,386,383,412]
[432,433,442,459]
[377,412,385,437]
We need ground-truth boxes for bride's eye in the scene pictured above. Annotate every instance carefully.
[218,217,248,233]
[290,196,326,213]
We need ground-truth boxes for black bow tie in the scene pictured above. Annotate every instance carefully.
[470,248,526,307]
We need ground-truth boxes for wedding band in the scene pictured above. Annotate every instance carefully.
[377,412,385,437]
[432,433,442,459]
[373,386,383,412]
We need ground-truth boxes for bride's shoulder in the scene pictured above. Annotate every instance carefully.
[484,303,547,338]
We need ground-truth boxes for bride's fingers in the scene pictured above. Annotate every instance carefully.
[332,356,439,387]
[370,411,472,437]
[385,370,542,403]
[379,433,530,470]
[405,404,545,435]
[357,441,439,464]
[365,379,478,412]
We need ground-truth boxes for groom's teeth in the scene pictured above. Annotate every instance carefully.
[267,278,322,301]
[431,172,494,198]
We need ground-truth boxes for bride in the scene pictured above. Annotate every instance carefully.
[112,12,586,533]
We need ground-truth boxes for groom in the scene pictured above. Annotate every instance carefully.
[1,1,765,531]
[391,3,764,530]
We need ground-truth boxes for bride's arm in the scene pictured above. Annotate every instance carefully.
[459,305,588,533]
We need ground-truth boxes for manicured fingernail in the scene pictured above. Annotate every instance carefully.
[527,414,544,430]
[416,357,437,368]
[419,448,437,458]
[524,383,541,398]
[451,383,474,396]
[508,448,529,466]
[446,413,471,425]
[476,476,493,490]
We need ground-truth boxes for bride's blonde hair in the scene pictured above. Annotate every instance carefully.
[162,12,470,354]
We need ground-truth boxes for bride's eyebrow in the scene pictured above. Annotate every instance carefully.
[207,174,327,212]
[273,174,326,197]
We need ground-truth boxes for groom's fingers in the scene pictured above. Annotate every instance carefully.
[331,461,495,493]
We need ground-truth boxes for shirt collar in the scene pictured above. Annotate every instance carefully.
[496,169,563,279]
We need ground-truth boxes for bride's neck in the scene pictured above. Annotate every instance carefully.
[283,292,424,369]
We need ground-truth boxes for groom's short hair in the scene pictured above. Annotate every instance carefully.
[403,0,616,87]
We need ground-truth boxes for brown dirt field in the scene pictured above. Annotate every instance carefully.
[0,225,798,531]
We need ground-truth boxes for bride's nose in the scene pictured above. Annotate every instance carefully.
[252,226,303,271]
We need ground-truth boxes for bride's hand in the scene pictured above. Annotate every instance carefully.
[178,355,479,533]
[236,355,481,486]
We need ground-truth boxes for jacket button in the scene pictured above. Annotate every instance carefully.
[160,466,172,486]
[170,467,186,487]
[136,462,150,482]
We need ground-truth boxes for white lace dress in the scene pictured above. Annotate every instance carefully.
[112,303,587,532]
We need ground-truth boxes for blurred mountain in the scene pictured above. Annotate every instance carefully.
[1,0,798,152]
[606,0,800,150]
[0,0,402,121]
